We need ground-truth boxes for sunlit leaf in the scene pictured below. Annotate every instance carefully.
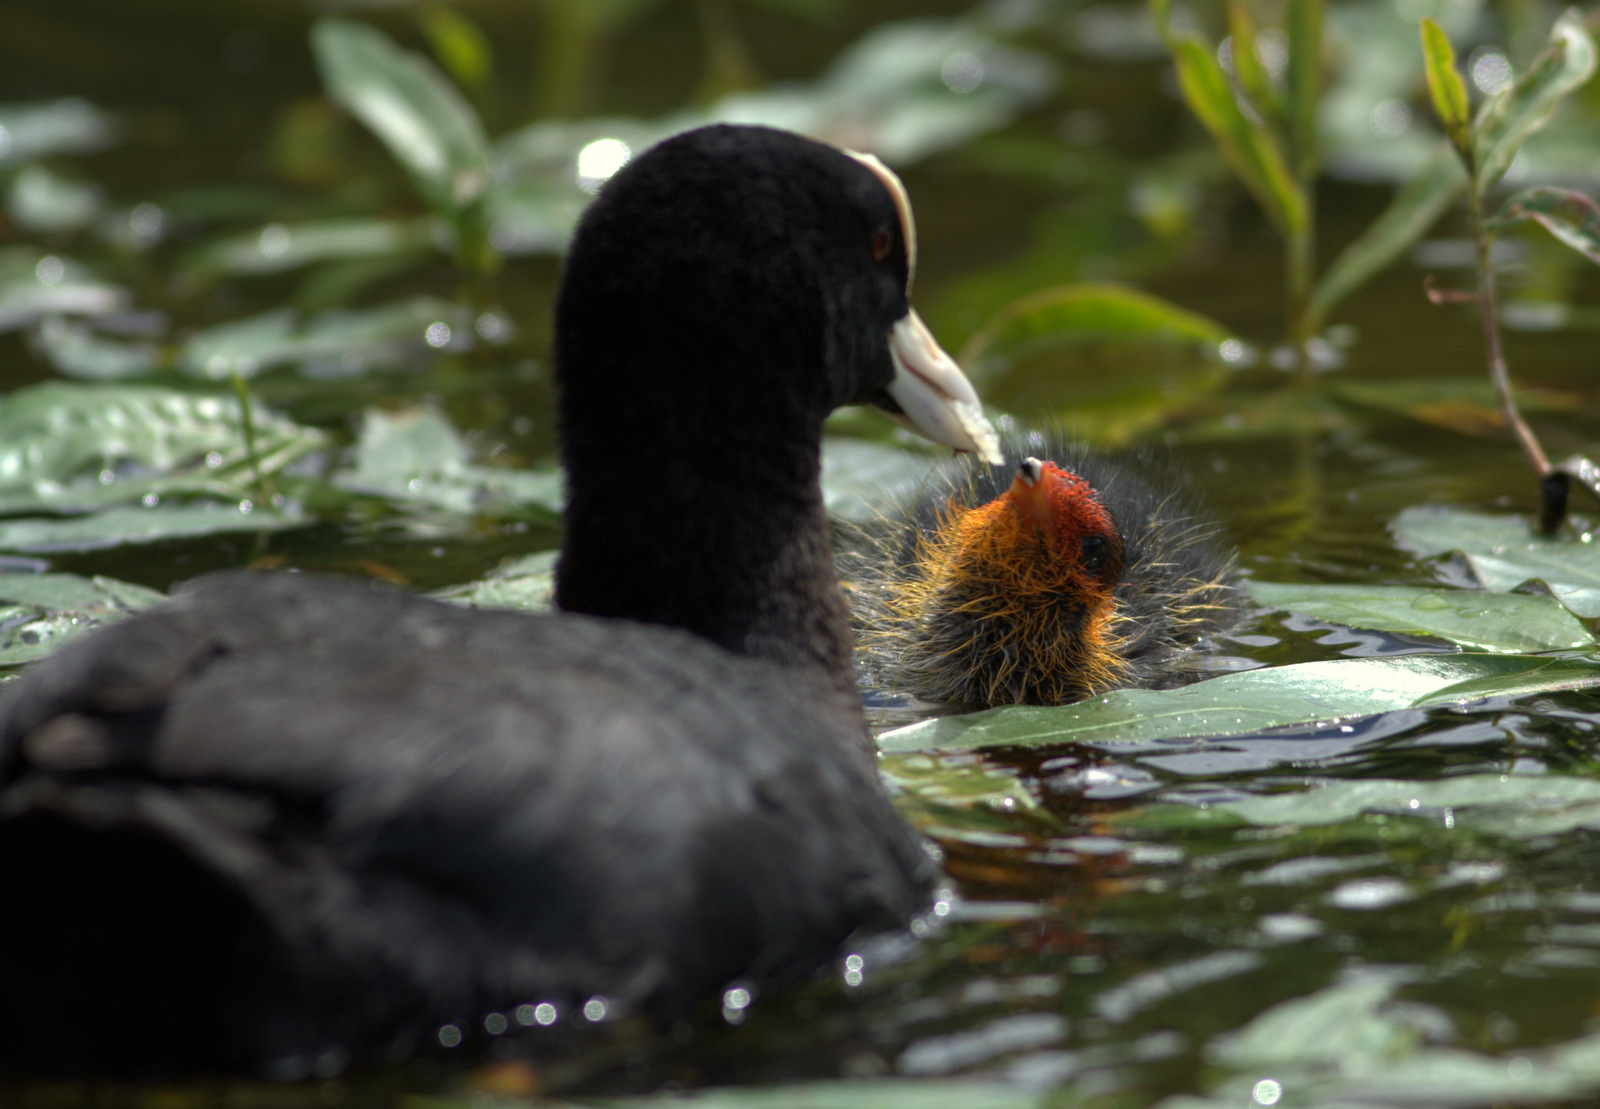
[1169,34,1306,233]
[0,247,126,333]
[958,283,1234,384]
[1419,19,1472,161]
[180,297,470,379]
[1489,185,1600,266]
[337,405,563,520]
[1471,10,1598,192]
[0,98,117,168]
[0,382,325,516]
[311,18,491,218]
[1246,580,1594,653]
[432,550,558,613]
[184,218,436,279]
[1227,3,1282,129]
[1392,505,1600,617]
[877,653,1600,752]
[0,571,165,667]
[1309,144,1465,328]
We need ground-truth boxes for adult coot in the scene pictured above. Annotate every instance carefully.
[845,432,1240,706]
[0,124,1001,1078]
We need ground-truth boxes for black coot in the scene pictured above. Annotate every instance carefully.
[0,124,1001,1078]
[844,432,1240,707]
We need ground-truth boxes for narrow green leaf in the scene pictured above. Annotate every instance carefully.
[1245,580,1594,653]
[1227,3,1282,127]
[183,218,435,279]
[958,283,1235,383]
[877,653,1600,752]
[419,4,493,92]
[311,18,491,217]
[1285,0,1321,178]
[1308,144,1465,327]
[1419,19,1472,161]
[1472,10,1598,192]
[1489,186,1600,266]
[1170,35,1306,233]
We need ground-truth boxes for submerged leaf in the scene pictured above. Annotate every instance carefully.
[1392,505,1600,617]
[1246,580,1594,653]
[878,653,1600,752]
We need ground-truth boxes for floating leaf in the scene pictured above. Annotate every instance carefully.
[1246,580,1594,653]
[958,283,1234,383]
[0,501,307,553]
[820,437,937,524]
[0,382,325,516]
[311,18,491,218]
[1471,10,1598,192]
[1489,186,1600,266]
[877,652,1600,752]
[432,550,557,613]
[184,218,435,279]
[1168,34,1305,233]
[1392,505,1600,618]
[1420,19,1472,161]
[1309,144,1465,328]
[0,571,165,667]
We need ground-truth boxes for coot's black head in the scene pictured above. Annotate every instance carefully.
[555,124,997,467]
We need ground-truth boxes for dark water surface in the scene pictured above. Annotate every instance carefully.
[5,0,1600,1106]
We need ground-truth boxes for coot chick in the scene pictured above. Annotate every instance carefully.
[845,434,1240,706]
[0,124,1001,1078]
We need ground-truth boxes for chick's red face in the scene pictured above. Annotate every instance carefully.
[1001,460,1124,589]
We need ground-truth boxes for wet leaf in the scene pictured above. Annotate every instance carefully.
[1246,580,1594,653]
[1168,34,1305,233]
[877,653,1600,752]
[0,382,324,516]
[311,18,491,218]
[431,550,557,613]
[0,571,164,667]
[958,283,1234,384]
[0,247,127,333]
[0,98,117,168]
[820,437,936,524]
[1489,186,1600,266]
[1471,10,1598,192]
[1392,505,1600,618]
[180,297,471,379]
[184,218,436,279]
[337,405,563,519]
[0,501,307,553]
[1420,19,1472,161]
[1310,144,1465,327]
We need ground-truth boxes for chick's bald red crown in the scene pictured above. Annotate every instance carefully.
[999,457,1125,586]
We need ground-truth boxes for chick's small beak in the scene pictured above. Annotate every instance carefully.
[885,309,1002,465]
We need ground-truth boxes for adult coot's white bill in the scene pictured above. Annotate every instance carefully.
[0,124,1000,1078]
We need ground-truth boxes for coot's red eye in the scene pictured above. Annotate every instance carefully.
[871,228,892,262]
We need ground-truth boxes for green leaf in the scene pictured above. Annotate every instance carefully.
[958,283,1235,383]
[6,165,104,233]
[0,382,325,516]
[1246,580,1594,653]
[0,572,165,667]
[1472,10,1598,192]
[419,4,493,92]
[1309,144,1466,327]
[1285,0,1321,177]
[184,218,435,279]
[1489,185,1600,266]
[0,98,117,168]
[0,247,127,333]
[310,18,491,218]
[1392,505,1600,618]
[877,653,1600,752]
[431,550,558,613]
[34,318,161,381]
[1227,3,1282,128]
[1169,34,1306,233]
[1331,376,1579,437]
[0,501,308,553]
[1420,19,1472,161]
[819,437,934,524]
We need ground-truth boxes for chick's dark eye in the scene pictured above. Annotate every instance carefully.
[871,227,892,262]
[1080,534,1109,571]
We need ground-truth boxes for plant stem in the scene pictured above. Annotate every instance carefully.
[1471,182,1548,477]
[1287,205,1315,373]
[231,371,274,507]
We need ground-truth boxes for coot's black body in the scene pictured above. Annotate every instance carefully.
[0,125,994,1077]
[845,431,1241,706]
